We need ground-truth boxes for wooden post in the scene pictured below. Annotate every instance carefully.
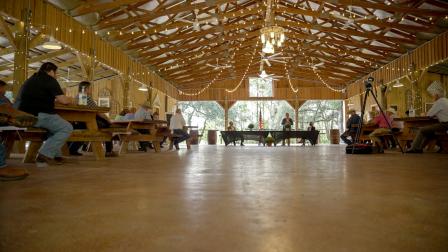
[224,100,229,129]
[121,67,130,108]
[77,48,97,82]
[10,9,31,95]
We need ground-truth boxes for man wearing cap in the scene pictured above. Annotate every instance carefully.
[368,108,395,153]
[340,109,361,145]
[406,80,448,153]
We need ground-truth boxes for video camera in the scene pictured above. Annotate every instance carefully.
[364,76,374,90]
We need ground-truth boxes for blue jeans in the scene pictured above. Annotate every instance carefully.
[173,129,190,145]
[35,113,73,158]
[0,144,6,167]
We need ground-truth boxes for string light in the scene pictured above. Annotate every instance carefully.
[225,41,260,93]
[280,48,298,93]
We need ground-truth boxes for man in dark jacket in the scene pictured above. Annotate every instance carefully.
[15,62,73,167]
[340,109,361,145]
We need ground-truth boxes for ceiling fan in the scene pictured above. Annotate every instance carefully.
[259,70,281,80]
[175,9,219,31]
[206,58,232,70]
[259,52,292,67]
[297,62,324,69]
[330,5,375,28]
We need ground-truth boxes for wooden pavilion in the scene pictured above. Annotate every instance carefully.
[1,0,447,122]
[1,1,448,251]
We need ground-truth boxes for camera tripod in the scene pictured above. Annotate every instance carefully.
[353,85,404,154]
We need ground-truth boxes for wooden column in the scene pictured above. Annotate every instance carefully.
[0,9,32,95]
[120,67,130,108]
[217,100,235,129]
[77,48,97,82]
[380,80,388,110]
[287,99,306,130]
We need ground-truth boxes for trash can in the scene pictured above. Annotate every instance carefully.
[207,130,217,145]
[190,130,199,145]
[330,129,340,144]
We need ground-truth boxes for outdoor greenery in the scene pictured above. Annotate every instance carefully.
[178,99,343,144]
[298,100,344,143]
[248,77,273,97]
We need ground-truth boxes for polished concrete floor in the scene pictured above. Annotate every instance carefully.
[1,145,448,251]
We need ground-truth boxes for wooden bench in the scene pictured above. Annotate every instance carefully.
[14,128,112,163]
[426,132,448,153]
[168,133,191,150]
[110,120,168,153]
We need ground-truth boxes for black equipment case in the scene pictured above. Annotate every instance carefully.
[346,143,373,154]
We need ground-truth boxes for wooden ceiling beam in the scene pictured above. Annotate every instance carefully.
[322,0,448,17]
[144,32,259,66]
[69,0,149,17]
[94,0,234,30]
[277,20,416,45]
[125,20,263,51]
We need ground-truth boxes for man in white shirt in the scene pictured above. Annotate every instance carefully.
[169,108,190,150]
[406,80,448,153]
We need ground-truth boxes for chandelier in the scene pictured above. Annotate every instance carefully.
[260,26,285,54]
[260,0,285,54]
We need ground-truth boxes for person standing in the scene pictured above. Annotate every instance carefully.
[281,113,293,146]
[14,62,73,167]
[406,81,448,153]
[169,108,190,150]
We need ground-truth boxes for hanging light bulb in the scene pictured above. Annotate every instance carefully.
[138,84,148,91]
[270,31,275,38]
[42,37,62,50]
[261,34,265,43]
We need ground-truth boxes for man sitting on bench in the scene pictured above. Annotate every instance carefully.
[368,108,395,153]
[14,62,73,167]
[169,108,190,150]
[0,80,29,180]
[340,109,361,145]
[68,81,118,157]
[406,80,448,153]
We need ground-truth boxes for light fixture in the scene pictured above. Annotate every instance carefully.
[42,37,62,50]
[393,80,403,88]
[138,84,148,91]
[260,0,285,54]
[262,41,275,54]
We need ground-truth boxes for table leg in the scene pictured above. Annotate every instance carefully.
[23,141,42,163]
[86,120,105,160]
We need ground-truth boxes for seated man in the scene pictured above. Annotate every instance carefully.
[0,80,29,181]
[68,81,117,157]
[307,122,316,131]
[169,108,190,150]
[124,107,136,120]
[340,109,361,145]
[14,62,73,167]
[114,108,129,121]
[227,121,244,146]
[406,81,448,153]
[134,101,154,151]
[368,108,395,153]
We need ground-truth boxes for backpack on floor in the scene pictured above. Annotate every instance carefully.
[346,143,373,154]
